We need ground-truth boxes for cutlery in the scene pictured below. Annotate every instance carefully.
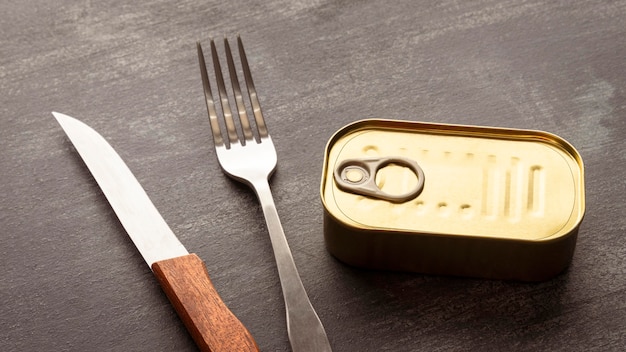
[197,37,332,352]
[53,111,259,352]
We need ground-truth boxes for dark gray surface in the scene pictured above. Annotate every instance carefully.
[2,1,625,351]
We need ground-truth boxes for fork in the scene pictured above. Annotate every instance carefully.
[197,37,332,352]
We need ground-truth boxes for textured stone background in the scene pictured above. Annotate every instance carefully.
[1,0,625,351]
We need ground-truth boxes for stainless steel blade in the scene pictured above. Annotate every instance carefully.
[53,111,188,267]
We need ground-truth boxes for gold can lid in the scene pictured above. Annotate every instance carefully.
[321,120,585,241]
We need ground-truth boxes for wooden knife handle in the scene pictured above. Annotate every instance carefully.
[152,254,259,352]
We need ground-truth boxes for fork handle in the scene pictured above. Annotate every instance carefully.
[152,254,260,352]
[253,179,333,352]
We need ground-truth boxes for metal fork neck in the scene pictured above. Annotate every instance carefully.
[251,179,332,352]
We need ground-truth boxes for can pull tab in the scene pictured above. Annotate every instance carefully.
[333,156,425,203]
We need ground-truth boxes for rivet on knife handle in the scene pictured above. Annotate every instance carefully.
[152,254,258,351]
[52,112,259,352]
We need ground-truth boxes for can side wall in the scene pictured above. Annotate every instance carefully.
[323,210,578,281]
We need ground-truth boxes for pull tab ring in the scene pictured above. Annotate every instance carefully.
[333,156,425,203]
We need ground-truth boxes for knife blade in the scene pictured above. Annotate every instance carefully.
[53,111,259,352]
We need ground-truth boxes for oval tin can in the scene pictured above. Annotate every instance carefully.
[320,119,585,281]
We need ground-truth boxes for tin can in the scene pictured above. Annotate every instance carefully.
[320,119,585,281]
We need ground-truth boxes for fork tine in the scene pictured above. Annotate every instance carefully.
[197,42,224,147]
[237,36,268,139]
[224,38,254,142]
[210,39,239,146]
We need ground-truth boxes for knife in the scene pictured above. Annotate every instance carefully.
[53,112,259,352]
